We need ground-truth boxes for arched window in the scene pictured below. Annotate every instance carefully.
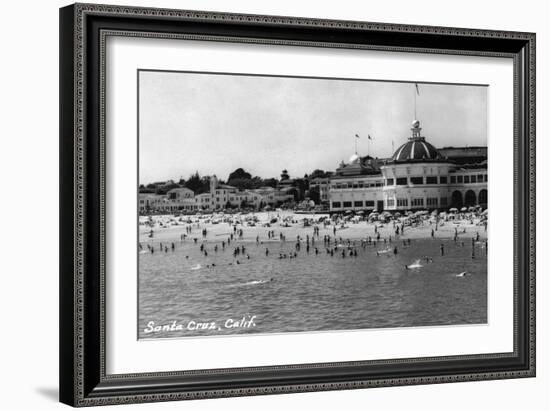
[451,191,463,209]
[478,189,488,207]
[464,190,476,207]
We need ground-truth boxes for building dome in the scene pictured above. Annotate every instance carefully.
[391,120,442,162]
[348,153,360,163]
[392,139,441,161]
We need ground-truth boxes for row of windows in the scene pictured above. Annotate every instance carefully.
[332,200,376,208]
[332,182,383,189]
[386,176,448,186]
[450,174,488,184]
[229,196,261,201]
[331,174,486,189]
[168,192,193,199]
[387,197,448,208]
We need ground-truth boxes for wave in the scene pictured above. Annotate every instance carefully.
[243,279,270,286]
[407,259,423,269]
[190,264,202,270]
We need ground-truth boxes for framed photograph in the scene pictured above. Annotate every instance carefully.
[59,3,535,407]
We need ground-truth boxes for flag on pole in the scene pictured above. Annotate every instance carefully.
[415,83,420,95]
[355,134,360,139]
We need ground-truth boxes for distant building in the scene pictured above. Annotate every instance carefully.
[138,193,178,213]
[329,119,488,213]
[309,173,333,206]
[194,193,211,210]
[166,187,197,211]
[209,175,238,210]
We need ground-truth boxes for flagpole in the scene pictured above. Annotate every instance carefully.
[414,83,417,120]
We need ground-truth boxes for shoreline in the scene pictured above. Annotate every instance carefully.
[138,212,488,245]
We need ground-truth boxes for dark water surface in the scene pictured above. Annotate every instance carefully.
[138,237,487,339]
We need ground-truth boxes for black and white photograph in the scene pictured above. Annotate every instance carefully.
[137,71,489,339]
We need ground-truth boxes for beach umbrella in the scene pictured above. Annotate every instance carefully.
[394,212,402,217]
[460,207,468,212]
[449,208,458,213]
[481,209,488,215]
[357,210,365,215]
[345,210,353,214]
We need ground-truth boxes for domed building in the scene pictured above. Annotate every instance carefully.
[391,125,442,162]
[328,119,488,213]
[380,120,488,211]
[380,120,454,211]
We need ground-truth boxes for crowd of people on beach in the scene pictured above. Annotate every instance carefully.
[139,211,488,277]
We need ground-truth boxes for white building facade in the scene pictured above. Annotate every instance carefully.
[329,120,488,213]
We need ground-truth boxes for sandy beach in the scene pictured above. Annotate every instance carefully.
[139,210,488,246]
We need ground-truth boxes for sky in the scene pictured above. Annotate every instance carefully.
[139,70,487,184]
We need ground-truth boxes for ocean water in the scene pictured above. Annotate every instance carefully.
[138,235,487,339]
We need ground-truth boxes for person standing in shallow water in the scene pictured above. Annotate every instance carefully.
[440,243,444,256]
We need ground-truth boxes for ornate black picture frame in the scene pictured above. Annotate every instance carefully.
[59,3,535,407]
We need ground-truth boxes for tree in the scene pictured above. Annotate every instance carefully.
[308,185,321,205]
[286,187,300,202]
[156,181,180,195]
[309,169,328,179]
[198,176,211,194]
[262,178,278,188]
[293,178,308,201]
[228,168,252,182]
[280,169,290,180]
[184,172,203,193]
